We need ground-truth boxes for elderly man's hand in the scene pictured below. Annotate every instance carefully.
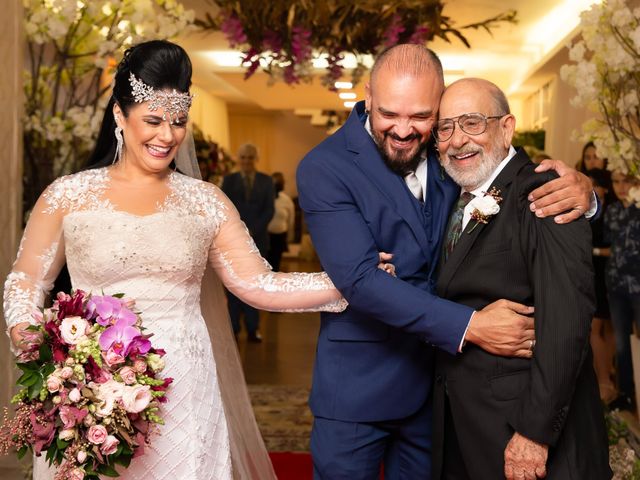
[528,160,593,224]
[504,432,548,480]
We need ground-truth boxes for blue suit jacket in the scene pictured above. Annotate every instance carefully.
[297,101,474,422]
[222,171,275,254]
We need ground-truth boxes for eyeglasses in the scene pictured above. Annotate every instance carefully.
[434,113,506,142]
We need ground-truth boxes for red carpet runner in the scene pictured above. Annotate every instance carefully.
[269,452,313,479]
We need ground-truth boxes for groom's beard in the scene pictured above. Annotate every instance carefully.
[371,128,428,176]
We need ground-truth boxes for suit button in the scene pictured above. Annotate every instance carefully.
[435,374,443,386]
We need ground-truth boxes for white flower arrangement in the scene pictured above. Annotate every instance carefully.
[22,0,195,214]
[560,0,640,206]
[467,187,502,232]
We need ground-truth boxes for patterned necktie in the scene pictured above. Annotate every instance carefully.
[405,171,423,203]
[442,192,474,263]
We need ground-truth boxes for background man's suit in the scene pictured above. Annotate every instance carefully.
[222,171,274,337]
[432,150,610,479]
[222,171,274,254]
[297,101,474,476]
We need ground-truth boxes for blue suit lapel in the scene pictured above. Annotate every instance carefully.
[346,103,430,257]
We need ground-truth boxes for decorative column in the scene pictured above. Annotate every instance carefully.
[0,0,23,469]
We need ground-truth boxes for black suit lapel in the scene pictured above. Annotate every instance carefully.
[437,150,530,295]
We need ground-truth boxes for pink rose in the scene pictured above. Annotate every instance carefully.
[87,424,108,444]
[100,435,120,455]
[60,366,74,379]
[46,375,63,393]
[133,358,147,373]
[102,348,125,367]
[76,450,87,463]
[122,385,152,413]
[59,405,87,429]
[118,366,137,385]
[69,468,85,480]
[69,388,81,403]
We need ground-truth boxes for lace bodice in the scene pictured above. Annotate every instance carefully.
[4,167,346,344]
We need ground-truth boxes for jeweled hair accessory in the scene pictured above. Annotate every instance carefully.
[129,72,193,122]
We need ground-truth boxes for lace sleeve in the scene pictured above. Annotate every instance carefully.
[3,181,66,352]
[207,189,347,313]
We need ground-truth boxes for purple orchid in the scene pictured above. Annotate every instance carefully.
[99,318,143,356]
[220,13,247,47]
[382,14,406,48]
[86,295,137,327]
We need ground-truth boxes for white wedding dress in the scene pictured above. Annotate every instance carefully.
[3,167,346,479]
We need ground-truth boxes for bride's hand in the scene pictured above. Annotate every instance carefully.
[9,322,32,350]
[377,251,396,277]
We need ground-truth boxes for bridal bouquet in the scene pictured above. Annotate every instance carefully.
[0,290,172,479]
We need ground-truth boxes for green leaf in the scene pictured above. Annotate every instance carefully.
[16,362,38,373]
[56,438,70,450]
[112,293,125,298]
[97,464,119,477]
[41,363,55,378]
[17,371,38,387]
[114,452,132,468]
[17,445,28,460]
[38,343,52,363]
[45,444,56,463]
[28,376,43,400]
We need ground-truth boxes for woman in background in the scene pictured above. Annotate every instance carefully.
[605,171,640,411]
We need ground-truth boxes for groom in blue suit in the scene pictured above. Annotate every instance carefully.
[297,45,595,479]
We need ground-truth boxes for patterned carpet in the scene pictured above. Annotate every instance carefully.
[248,384,312,452]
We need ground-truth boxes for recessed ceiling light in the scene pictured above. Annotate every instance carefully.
[339,92,357,100]
[344,101,356,108]
[335,81,353,89]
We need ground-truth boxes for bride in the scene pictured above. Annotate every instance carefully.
[4,40,356,479]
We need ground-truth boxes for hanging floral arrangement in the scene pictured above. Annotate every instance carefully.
[196,0,517,90]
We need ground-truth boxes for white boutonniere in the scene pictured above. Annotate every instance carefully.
[467,187,503,233]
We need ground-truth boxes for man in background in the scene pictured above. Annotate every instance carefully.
[222,143,275,342]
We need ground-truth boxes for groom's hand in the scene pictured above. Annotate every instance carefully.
[528,160,593,224]
[465,300,535,358]
[504,432,548,479]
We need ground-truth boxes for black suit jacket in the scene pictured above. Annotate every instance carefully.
[222,171,275,254]
[432,150,611,479]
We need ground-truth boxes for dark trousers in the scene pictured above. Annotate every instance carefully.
[227,291,259,335]
[441,396,471,480]
[267,232,288,272]
[311,399,432,480]
[609,290,640,396]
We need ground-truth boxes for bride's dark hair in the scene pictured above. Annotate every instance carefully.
[86,40,192,169]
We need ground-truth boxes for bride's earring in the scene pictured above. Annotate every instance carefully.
[114,125,124,164]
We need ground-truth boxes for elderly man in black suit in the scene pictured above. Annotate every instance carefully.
[431,78,611,480]
[222,143,275,342]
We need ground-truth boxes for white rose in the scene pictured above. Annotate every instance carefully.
[59,428,76,441]
[121,385,152,413]
[472,195,500,216]
[59,316,89,345]
[69,388,82,403]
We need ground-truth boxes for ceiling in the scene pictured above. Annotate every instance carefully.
[176,0,599,113]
